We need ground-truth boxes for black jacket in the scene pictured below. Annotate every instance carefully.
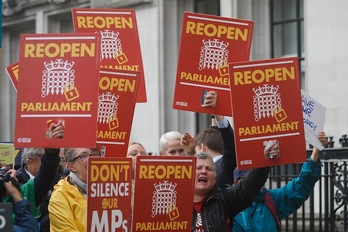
[215,122,237,188]
[192,166,270,232]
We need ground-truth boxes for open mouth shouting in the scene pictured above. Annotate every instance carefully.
[198,176,208,183]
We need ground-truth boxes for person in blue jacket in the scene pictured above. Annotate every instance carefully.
[232,131,328,232]
[1,169,36,232]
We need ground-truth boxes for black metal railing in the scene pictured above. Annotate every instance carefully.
[266,137,348,232]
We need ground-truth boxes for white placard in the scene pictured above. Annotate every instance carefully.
[301,90,326,150]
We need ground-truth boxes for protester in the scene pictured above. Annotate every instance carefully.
[193,152,272,231]
[193,127,235,187]
[127,142,147,157]
[181,114,237,187]
[17,148,44,183]
[2,147,61,225]
[48,148,100,232]
[232,132,328,232]
[159,131,188,156]
[127,141,148,175]
[17,120,64,185]
[13,122,64,231]
[127,142,148,231]
[1,169,36,232]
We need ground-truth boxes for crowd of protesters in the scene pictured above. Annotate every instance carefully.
[0,90,328,232]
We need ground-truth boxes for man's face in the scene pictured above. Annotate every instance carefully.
[28,152,43,177]
[162,139,186,156]
[194,158,216,196]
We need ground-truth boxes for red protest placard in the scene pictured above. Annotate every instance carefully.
[229,57,306,170]
[72,8,147,103]
[173,12,254,116]
[6,62,19,91]
[96,69,139,157]
[87,157,132,232]
[132,156,196,232]
[15,33,101,148]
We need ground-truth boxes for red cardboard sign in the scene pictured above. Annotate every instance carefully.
[229,57,306,170]
[72,8,147,103]
[173,12,254,116]
[15,33,101,148]
[87,157,132,232]
[96,69,139,157]
[6,62,19,91]
[132,156,196,232]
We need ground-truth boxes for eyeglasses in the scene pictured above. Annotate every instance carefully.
[71,152,100,162]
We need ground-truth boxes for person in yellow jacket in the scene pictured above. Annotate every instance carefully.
[48,148,100,232]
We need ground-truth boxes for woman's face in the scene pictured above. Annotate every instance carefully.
[127,144,147,159]
[127,144,147,175]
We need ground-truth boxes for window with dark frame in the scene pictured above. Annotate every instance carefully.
[270,0,305,88]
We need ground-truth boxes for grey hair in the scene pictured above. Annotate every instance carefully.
[65,148,77,163]
[195,152,217,177]
[159,131,182,152]
[22,148,45,165]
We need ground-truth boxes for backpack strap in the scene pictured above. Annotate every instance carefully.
[264,191,281,231]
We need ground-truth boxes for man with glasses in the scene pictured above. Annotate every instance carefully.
[49,148,100,232]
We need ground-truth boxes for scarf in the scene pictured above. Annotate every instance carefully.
[69,171,87,198]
